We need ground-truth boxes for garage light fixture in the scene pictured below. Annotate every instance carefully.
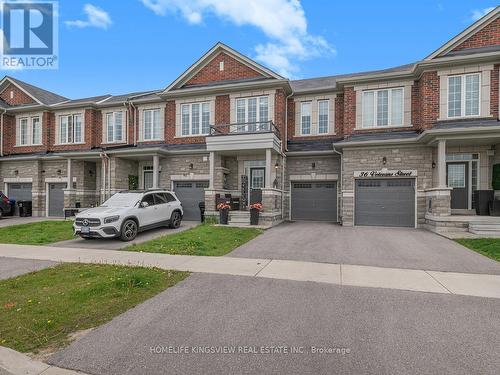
[432,162,436,169]
[189,163,194,170]
[382,157,387,165]
[57,169,62,175]
[14,170,18,176]
[312,162,316,169]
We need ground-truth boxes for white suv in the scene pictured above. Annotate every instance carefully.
[74,190,183,241]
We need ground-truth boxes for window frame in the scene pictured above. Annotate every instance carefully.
[447,72,481,119]
[58,113,84,145]
[16,115,42,146]
[361,87,404,128]
[180,102,211,136]
[142,108,162,141]
[105,111,125,144]
[235,96,270,132]
[318,100,329,134]
[300,101,312,135]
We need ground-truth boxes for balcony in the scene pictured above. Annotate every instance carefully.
[206,121,281,152]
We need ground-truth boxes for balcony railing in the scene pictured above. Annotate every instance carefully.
[209,121,280,139]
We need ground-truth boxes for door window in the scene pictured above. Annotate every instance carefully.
[143,169,153,190]
[447,164,466,188]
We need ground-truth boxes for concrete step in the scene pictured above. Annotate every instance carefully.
[229,219,250,225]
[452,209,477,216]
[469,222,500,236]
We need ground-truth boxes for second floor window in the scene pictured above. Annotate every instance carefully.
[362,88,403,128]
[318,100,329,134]
[300,102,311,135]
[448,73,480,118]
[17,116,41,146]
[181,102,210,136]
[106,111,124,143]
[59,114,83,144]
[143,109,162,140]
[236,96,269,132]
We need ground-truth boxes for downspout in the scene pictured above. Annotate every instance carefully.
[332,144,343,225]
[123,102,128,144]
[128,99,137,146]
[0,109,6,157]
[282,91,294,220]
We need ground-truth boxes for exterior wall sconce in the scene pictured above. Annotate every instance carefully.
[432,162,436,169]
[382,157,387,165]
[57,169,62,175]
[14,170,18,176]
[189,163,194,170]
[274,161,279,170]
[312,162,316,169]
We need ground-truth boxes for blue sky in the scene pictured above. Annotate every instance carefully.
[1,0,498,99]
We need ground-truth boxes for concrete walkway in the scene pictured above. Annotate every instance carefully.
[0,346,89,375]
[0,244,499,299]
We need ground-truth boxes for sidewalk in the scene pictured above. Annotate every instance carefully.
[0,244,499,299]
[0,346,88,375]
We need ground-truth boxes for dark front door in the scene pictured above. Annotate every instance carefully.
[447,162,469,209]
[249,167,265,204]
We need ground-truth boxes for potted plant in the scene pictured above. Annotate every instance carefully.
[249,203,263,225]
[217,202,230,224]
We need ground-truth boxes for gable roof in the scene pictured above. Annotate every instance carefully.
[425,6,500,60]
[162,42,285,93]
[0,76,68,105]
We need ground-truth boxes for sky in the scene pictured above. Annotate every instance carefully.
[0,0,498,99]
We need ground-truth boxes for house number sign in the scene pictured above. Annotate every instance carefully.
[354,169,417,178]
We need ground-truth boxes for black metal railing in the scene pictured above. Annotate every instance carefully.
[209,121,280,139]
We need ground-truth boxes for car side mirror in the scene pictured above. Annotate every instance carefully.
[140,201,149,208]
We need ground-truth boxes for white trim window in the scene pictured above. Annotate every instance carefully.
[105,111,124,143]
[59,114,83,144]
[17,116,41,146]
[448,73,480,118]
[181,102,210,136]
[318,100,329,134]
[236,96,269,132]
[300,102,311,135]
[143,109,162,140]
[362,88,403,128]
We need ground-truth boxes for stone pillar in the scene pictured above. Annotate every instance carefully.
[437,139,446,188]
[265,149,272,188]
[209,151,215,189]
[152,155,159,189]
[67,159,73,189]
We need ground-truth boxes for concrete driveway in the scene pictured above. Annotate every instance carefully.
[0,256,56,280]
[229,222,500,275]
[49,273,500,375]
[52,221,198,250]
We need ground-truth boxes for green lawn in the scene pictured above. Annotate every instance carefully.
[455,238,500,262]
[124,224,262,256]
[0,263,189,353]
[0,221,74,245]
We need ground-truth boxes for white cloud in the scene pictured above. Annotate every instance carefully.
[65,4,112,29]
[140,0,334,77]
[471,6,495,22]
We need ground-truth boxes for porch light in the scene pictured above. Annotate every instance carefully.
[382,157,387,165]
[189,163,194,170]
[14,170,18,176]
[432,162,436,169]
[312,162,316,169]
[274,161,279,170]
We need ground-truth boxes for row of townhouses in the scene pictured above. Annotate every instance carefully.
[1,8,500,230]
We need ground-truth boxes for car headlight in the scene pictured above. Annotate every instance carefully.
[104,215,120,224]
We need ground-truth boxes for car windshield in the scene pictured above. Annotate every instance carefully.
[101,193,143,208]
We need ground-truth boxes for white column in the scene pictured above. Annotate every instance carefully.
[67,159,73,189]
[101,159,106,201]
[265,148,272,189]
[152,155,159,189]
[437,139,446,188]
[209,152,215,189]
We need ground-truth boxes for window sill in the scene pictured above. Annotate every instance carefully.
[138,138,164,142]
[354,125,412,131]
[296,133,336,137]
[437,115,491,121]
[102,141,127,145]
[54,142,86,146]
[175,134,209,138]
[14,144,44,148]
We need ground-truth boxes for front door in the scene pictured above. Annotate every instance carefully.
[249,167,265,204]
[447,162,469,209]
[143,170,153,190]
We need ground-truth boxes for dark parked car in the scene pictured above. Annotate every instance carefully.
[0,191,13,218]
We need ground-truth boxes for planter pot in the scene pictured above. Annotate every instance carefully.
[219,209,229,225]
[250,208,260,225]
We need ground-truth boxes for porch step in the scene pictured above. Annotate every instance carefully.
[469,222,500,236]
[451,209,476,216]
[228,211,250,225]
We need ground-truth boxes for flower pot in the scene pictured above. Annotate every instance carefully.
[250,208,260,225]
[219,208,229,224]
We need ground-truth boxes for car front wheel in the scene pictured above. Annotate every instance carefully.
[169,211,182,229]
[120,219,138,241]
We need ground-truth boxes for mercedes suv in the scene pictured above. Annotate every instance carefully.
[74,190,183,241]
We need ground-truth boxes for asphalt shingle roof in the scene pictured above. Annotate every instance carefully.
[7,76,68,105]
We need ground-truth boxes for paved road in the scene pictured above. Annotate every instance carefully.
[52,221,198,250]
[0,256,56,280]
[49,273,500,375]
[229,222,500,274]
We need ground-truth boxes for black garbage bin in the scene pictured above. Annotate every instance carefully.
[473,190,494,215]
[18,200,33,217]
[198,202,206,223]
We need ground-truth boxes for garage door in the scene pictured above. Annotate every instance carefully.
[7,183,32,215]
[355,179,415,227]
[291,181,337,221]
[48,183,66,217]
[173,181,209,221]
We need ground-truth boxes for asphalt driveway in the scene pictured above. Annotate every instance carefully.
[49,273,500,375]
[52,221,198,250]
[228,222,500,274]
[0,256,57,280]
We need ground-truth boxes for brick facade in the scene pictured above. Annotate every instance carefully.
[452,17,500,51]
[0,83,36,106]
[184,52,264,87]
[343,87,356,136]
[413,71,440,130]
